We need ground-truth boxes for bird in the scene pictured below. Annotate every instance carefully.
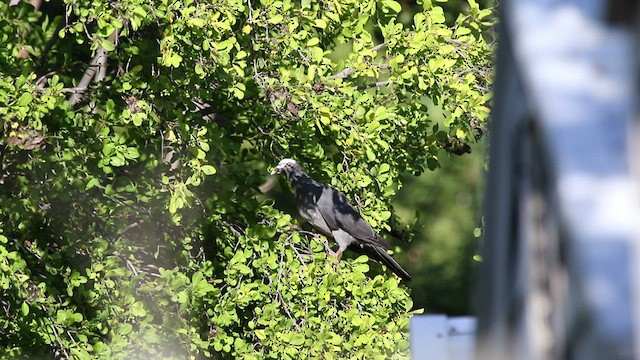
[271,158,411,281]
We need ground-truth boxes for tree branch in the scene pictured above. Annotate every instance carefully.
[69,29,119,106]
[371,41,389,52]
[328,42,389,79]
[328,67,355,79]
[356,81,389,90]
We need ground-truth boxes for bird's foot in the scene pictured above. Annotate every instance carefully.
[329,249,343,265]
[326,249,340,264]
[321,238,334,253]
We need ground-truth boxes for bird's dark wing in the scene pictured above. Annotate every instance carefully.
[317,186,391,250]
[293,180,332,234]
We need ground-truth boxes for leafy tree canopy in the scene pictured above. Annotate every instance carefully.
[0,0,493,358]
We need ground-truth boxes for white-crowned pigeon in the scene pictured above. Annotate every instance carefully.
[271,158,411,281]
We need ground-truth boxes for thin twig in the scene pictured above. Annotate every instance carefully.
[445,38,469,46]
[38,86,93,94]
[35,71,56,90]
[356,81,389,90]
[329,43,389,79]
[274,254,301,330]
[118,220,144,237]
[247,0,254,20]
[126,260,139,277]
[287,241,309,267]
[371,41,389,52]
[41,305,70,359]
[96,185,152,216]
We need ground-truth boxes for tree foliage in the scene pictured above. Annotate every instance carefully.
[0,0,493,358]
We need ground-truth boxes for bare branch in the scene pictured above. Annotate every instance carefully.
[371,41,389,52]
[118,220,144,237]
[329,67,355,79]
[356,81,389,90]
[68,51,107,106]
[35,72,56,90]
[69,29,119,106]
[126,259,139,276]
[445,38,469,46]
[329,43,389,79]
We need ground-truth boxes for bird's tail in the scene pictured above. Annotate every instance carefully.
[357,244,412,281]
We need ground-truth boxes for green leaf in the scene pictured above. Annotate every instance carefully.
[268,14,284,24]
[124,147,140,160]
[131,302,147,317]
[289,333,305,346]
[366,147,376,162]
[164,52,183,68]
[192,271,203,285]
[188,18,206,27]
[16,93,33,106]
[85,178,100,190]
[169,196,178,214]
[73,312,83,323]
[383,0,402,13]
[455,26,472,37]
[232,83,246,99]
[102,143,115,156]
[119,323,133,335]
[112,18,124,29]
[101,39,116,52]
[21,302,29,316]
[110,155,125,167]
[55,310,67,324]
[430,7,446,23]
[353,263,369,273]
[328,333,342,345]
[176,291,188,304]
[201,165,217,175]
[314,19,327,29]
[132,113,145,126]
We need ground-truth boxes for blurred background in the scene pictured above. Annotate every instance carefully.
[393,144,485,315]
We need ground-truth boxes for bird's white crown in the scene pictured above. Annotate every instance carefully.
[276,158,297,167]
[271,158,298,175]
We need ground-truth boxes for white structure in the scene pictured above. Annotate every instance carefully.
[476,0,640,359]
[411,315,476,360]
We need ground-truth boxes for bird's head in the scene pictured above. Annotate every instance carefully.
[271,158,301,176]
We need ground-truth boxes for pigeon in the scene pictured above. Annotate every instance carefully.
[271,158,411,281]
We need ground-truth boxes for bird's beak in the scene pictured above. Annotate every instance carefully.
[270,167,281,176]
